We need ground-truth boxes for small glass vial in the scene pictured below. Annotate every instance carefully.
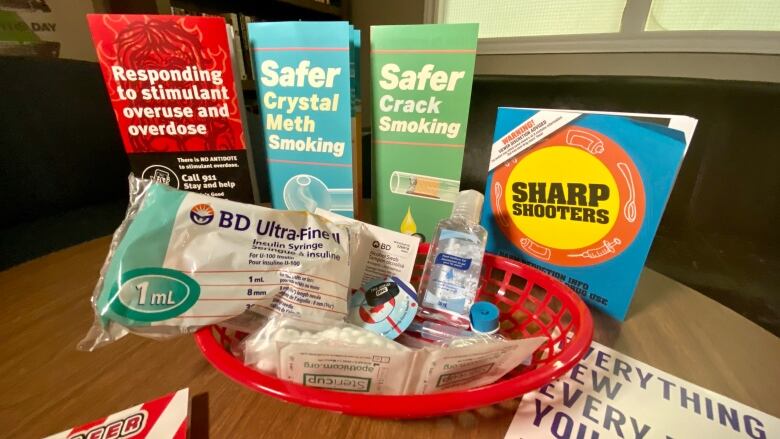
[418,190,487,328]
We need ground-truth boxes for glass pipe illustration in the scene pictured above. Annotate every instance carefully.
[283,174,353,212]
[520,238,552,260]
[493,181,511,227]
[566,129,605,154]
[390,171,459,203]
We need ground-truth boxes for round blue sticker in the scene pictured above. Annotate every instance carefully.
[348,276,418,339]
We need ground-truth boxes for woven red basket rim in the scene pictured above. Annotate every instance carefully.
[194,249,593,418]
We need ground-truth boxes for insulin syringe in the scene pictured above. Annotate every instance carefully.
[406,319,472,342]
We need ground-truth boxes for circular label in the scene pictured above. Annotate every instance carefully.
[491,126,645,266]
[109,267,200,323]
[506,147,619,249]
[189,203,215,225]
[348,277,418,339]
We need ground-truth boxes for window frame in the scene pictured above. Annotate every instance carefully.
[425,0,780,55]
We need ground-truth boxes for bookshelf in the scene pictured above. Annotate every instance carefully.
[105,0,349,22]
[165,0,348,20]
[99,0,355,202]
[162,0,350,89]
[105,0,350,92]
[277,0,344,17]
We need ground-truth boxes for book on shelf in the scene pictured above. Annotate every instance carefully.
[238,14,255,82]
[220,13,247,81]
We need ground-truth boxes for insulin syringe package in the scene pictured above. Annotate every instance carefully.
[79,176,354,351]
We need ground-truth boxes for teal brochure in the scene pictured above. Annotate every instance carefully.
[249,21,355,217]
[481,108,697,320]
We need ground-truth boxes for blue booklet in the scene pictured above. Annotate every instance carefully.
[481,108,697,320]
[249,21,356,217]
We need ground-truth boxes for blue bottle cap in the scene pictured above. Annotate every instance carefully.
[470,302,500,334]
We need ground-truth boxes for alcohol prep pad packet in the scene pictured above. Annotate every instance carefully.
[242,315,546,395]
[242,316,414,394]
[79,176,353,351]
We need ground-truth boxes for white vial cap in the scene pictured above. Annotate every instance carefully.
[451,190,484,224]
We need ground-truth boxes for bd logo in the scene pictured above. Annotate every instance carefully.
[190,203,215,225]
[372,240,391,250]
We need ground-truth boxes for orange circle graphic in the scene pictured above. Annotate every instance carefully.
[490,126,645,267]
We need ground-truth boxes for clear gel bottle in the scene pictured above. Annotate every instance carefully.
[418,190,487,328]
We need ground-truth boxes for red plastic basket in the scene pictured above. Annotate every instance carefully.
[194,244,593,418]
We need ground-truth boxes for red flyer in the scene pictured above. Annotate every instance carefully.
[87,14,255,202]
[43,388,189,439]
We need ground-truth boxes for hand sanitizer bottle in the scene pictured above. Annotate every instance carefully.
[418,190,487,328]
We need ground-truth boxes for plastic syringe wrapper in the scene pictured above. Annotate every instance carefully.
[79,176,355,351]
[242,316,546,394]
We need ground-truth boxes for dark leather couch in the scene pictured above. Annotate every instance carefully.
[0,57,129,269]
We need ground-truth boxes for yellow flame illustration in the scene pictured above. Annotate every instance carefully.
[400,206,417,235]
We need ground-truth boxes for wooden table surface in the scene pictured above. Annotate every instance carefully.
[1,236,778,438]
